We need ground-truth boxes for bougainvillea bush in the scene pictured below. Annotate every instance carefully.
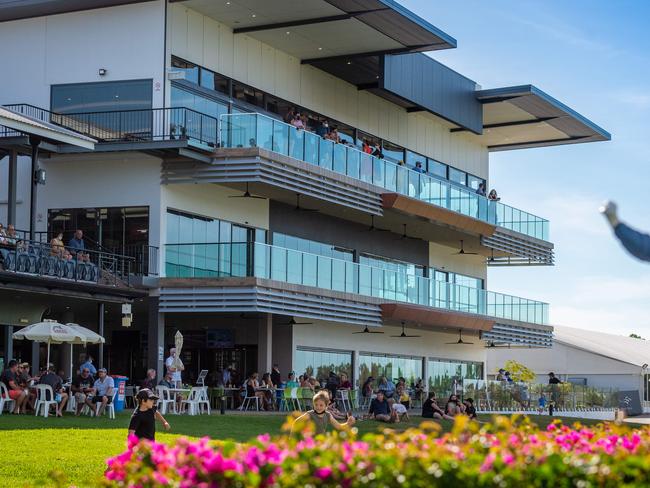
[104,415,650,487]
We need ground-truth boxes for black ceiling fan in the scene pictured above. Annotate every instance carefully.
[352,325,384,334]
[446,329,474,345]
[228,182,266,200]
[278,317,313,326]
[452,240,478,255]
[488,248,496,262]
[395,223,420,241]
[294,193,318,212]
[367,215,389,232]
[390,321,421,338]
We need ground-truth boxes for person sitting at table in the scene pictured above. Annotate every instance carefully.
[270,364,281,388]
[285,372,299,388]
[38,365,68,417]
[361,376,375,401]
[339,373,352,390]
[1,360,28,414]
[71,367,94,416]
[17,362,36,411]
[89,368,114,417]
[300,374,313,390]
[50,232,66,258]
[377,376,396,404]
[246,372,269,411]
[158,372,182,411]
[396,383,410,409]
[260,372,275,409]
[141,369,157,390]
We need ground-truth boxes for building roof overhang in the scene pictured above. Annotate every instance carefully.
[0,107,96,150]
[174,0,455,60]
[459,85,611,151]
[0,0,155,23]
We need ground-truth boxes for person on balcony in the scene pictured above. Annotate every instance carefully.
[316,119,329,138]
[50,232,73,260]
[5,224,18,248]
[601,201,650,261]
[488,189,500,201]
[327,127,340,144]
[290,113,304,130]
[476,182,487,196]
[362,140,373,154]
[414,161,425,174]
[68,229,90,262]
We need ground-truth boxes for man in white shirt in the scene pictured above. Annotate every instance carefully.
[90,368,114,417]
[165,347,184,388]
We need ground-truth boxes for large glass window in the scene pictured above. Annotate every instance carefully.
[232,82,264,109]
[428,358,483,398]
[171,57,199,84]
[170,86,228,119]
[467,174,485,192]
[272,233,353,261]
[448,167,467,186]
[358,353,423,387]
[51,80,152,114]
[200,68,229,94]
[382,140,405,165]
[294,348,352,384]
[406,150,426,170]
[427,159,447,179]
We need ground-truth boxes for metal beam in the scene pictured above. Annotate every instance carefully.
[233,8,390,34]
[450,117,559,133]
[6,149,17,225]
[406,107,425,113]
[488,135,591,150]
[301,46,426,65]
[356,82,379,91]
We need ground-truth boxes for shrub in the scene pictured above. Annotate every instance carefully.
[104,416,650,487]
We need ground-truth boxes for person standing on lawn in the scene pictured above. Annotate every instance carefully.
[128,389,170,441]
[291,390,355,435]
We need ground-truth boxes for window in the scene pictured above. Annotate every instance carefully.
[171,57,199,84]
[428,358,483,397]
[406,150,426,170]
[359,254,424,276]
[295,348,352,384]
[232,82,264,108]
[427,159,447,179]
[200,68,229,94]
[467,174,485,191]
[51,80,152,114]
[448,167,467,186]
[358,353,423,387]
[272,233,353,261]
[382,140,405,165]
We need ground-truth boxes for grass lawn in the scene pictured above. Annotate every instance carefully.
[0,412,612,487]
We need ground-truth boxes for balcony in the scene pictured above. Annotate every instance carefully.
[219,113,549,242]
[164,241,549,326]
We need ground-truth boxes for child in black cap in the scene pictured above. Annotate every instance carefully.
[128,388,170,441]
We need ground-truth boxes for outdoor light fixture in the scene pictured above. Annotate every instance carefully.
[98,68,107,76]
[34,168,46,185]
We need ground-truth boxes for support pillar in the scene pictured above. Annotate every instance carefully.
[257,314,273,374]
[3,325,13,364]
[29,137,41,239]
[422,357,429,394]
[31,341,40,371]
[352,350,360,389]
[147,297,165,380]
[7,149,18,226]
[98,303,105,368]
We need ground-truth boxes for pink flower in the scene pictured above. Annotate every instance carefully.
[480,453,496,473]
[315,467,333,479]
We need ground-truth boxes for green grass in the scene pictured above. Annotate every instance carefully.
[0,412,611,487]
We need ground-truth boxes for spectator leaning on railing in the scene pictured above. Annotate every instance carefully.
[68,229,90,262]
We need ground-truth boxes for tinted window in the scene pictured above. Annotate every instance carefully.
[51,80,152,114]
[467,174,484,191]
[200,68,229,94]
[427,159,447,179]
[448,167,467,186]
[406,150,426,170]
[382,140,405,165]
[172,57,199,84]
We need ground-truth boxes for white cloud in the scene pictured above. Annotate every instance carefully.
[611,91,650,109]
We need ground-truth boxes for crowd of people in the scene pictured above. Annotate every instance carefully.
[0,354,114,417]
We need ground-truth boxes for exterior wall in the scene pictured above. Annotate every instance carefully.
[38,152,163,246]
[292,321,486,386]
[0,1,166,108]
[168,4,489,179]
[0,156,31,229]
[487,341,643,392]
[429,241,487,280]
[269,201,429,266]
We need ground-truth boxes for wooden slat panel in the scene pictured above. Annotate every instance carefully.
[381,302,494,332]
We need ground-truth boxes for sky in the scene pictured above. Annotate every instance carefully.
[400,0,650,336]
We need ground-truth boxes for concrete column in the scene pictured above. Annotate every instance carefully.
[272,321,293,378]
[7,150,18,226]
[98,303,105,368]
[422,357,429,394]
[352,350,360,388]
[31,341,40,371]
[147,297,165,379]
[3,325,14,364]
[257,314,273,373]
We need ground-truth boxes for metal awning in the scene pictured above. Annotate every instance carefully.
[461,85,611,151]
[172,0,456,60]
[0,107,96,149]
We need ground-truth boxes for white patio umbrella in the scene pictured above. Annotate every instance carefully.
[66,323,105,378]
[173,330,184,370]
[13,319,83,370]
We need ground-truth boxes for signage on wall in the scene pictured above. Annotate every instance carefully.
[154,81,161,92]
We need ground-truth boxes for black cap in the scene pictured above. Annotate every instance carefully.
[136,388,159,402]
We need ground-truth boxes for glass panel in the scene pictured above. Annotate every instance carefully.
[272,119,289,155]
[427,159,447,179]
[449,167,467,186]
[258,115,274,151]
[333,144,347,175]
[319,138,334,170]
[359,153,373,183]
[289,127,305,160]
[52,80,153,114]
[303,131,319,165]
[171,57,199,84]
[347,148,360,180]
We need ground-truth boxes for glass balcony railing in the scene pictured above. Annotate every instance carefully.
[165,242,549,325]
[220,113,550,241]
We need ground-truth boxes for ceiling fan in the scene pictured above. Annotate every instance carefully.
[395,223,420,241]
[228,182,266,200]
[278,317,313,326]
[452,240,478,255]
[390,321,421,338]
[488,248,496,263]
[352,325,384,334]
[294,193,318,212]
[367,215,389,232]
[446,329,474,345]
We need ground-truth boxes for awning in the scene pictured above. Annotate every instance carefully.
[464,85,611,151]
[0,107,96,149]
[174,0,456,61]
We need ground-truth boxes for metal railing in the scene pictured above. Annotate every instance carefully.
[0,237,134,286]
[220,113,550,241]
[120,244,159,277]
[165,241,549,325]
[4,104,218,147]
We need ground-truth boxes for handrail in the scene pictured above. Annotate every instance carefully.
[220,112,550,241]
[165,241,549,325]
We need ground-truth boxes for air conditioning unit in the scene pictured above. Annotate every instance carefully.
[167,70,186,80]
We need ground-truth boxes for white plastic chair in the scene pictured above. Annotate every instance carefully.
[34,385,58,418]
[240,389,260,412]
[336,389,352,412]
[182,387,211,415]
[95,389,117,419]
[0,383,16,414]
[156,385,177,415]
[280,387,300,411]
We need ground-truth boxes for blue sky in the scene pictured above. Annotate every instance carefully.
[401,0,650,336]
